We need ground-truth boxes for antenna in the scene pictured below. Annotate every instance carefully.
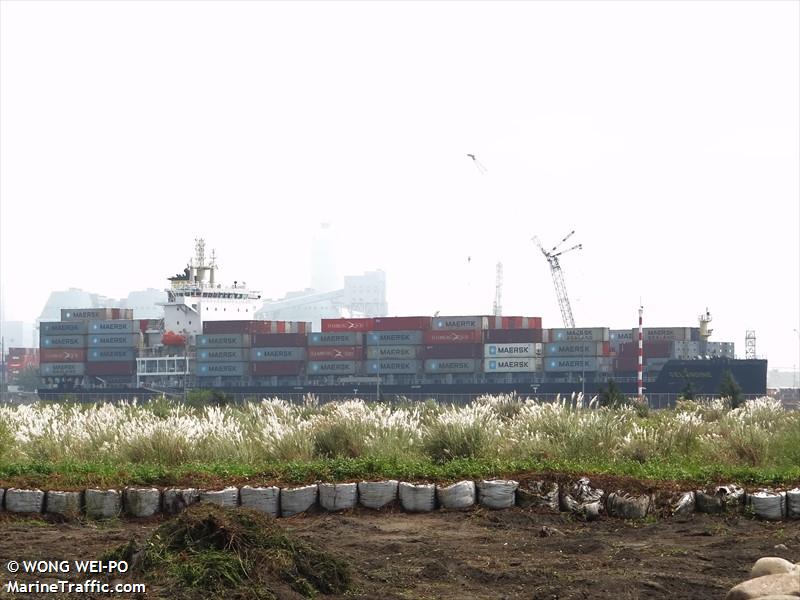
[493,262,503,316]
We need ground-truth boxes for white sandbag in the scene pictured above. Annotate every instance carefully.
[200,487,239,508]
[4,488,44,513]
[436,481,476,510]
[716,484,745,506]
[319,483,358,511]
[163,488,200,515]
[606,492,651,520]
[672,491,695,517]
[582,500,602,521]
[240,486,280,517]
[785,488,800,519]
[517,481,559,511]
[124,488,161,517]
[358,480,398,509]
[280,484,318,517]
[561,477,604,510]
[747,491,786,521]
[399,482,435,512]
[85,489,121,519]
[478,480,518,510]
[45,491,83,516]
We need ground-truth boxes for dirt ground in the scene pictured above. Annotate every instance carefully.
[1,506,799,600]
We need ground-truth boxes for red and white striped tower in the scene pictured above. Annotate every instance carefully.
[637,304,644,398]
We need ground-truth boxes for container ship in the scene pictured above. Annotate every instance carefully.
[36,243,767,400]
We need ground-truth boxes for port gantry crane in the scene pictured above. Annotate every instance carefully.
[533,231,582,329]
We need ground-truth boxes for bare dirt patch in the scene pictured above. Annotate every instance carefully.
[1,508,798,599]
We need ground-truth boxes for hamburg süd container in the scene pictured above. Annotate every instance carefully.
[250,347,306,362]
[196,334,250,348]
[483,328,544,343]
[431,316,484,331]
[88,334,138,347]
[197,348,247,362]
[88,320,135,334]
[423,344,482,359]
[321,318,375,332]
[251,361,305,376]
[250,333,306,347]
[483,357,542,373]
[372,316,432,331]
[424,359,479,373]
[365,345,423,360]
[40,321,87,335]
[307,332,363,346]
[424,330,482,345]
[87,348,136,362]
[543,341,610,357]
[367,330,424,345]
[484,343,542,358]
[39,349,86,363]
[40,362,86,376]
[366,359,422,374]
[306,361,358,375]
[85,362,136,376]
[40,334,85,348]
[548,328,610,342]
[307,346,363,360]
[196,362,248,377]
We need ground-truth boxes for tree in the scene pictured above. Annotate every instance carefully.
[598,379,627,408]
[719,369,743,408]
[14,366,41,392]
[680,381,696,400]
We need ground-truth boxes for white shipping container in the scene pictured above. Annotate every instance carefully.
[483,343,541,358]
[40,321,87,335]
[483,357,542,373]
[548,328,610,342]
[366,359,421,374]
[87,348,136,362]
[610,329,634,343]
[88,334,138,347]
[544,342,607,357]
[544,357,613,372]
[424,359,479,373]
[40,334,85,348]
[196,334,250,347]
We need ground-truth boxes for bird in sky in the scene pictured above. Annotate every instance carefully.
[467,153,487,174]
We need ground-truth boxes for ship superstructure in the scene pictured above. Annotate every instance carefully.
[162,239,262,340]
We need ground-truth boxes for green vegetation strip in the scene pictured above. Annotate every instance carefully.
[2,457,800,490]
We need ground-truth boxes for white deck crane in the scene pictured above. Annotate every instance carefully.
[533,231,582,329]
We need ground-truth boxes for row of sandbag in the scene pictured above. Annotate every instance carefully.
[1,480,799,521]
[0,481,519,519]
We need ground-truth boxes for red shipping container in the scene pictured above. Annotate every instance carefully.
[484,328,544,343]
[86,362,135,376]
[619,341,672,359]
[424,329,482,344]
[373,316,432,331]
[251,361,304,376]
[250,333,307,347]
[423,344,482,359]
[322,318,376,332]
[307,346,364,360]
[40,348,86,363]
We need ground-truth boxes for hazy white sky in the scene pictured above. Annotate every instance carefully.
[1,1,798,367]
